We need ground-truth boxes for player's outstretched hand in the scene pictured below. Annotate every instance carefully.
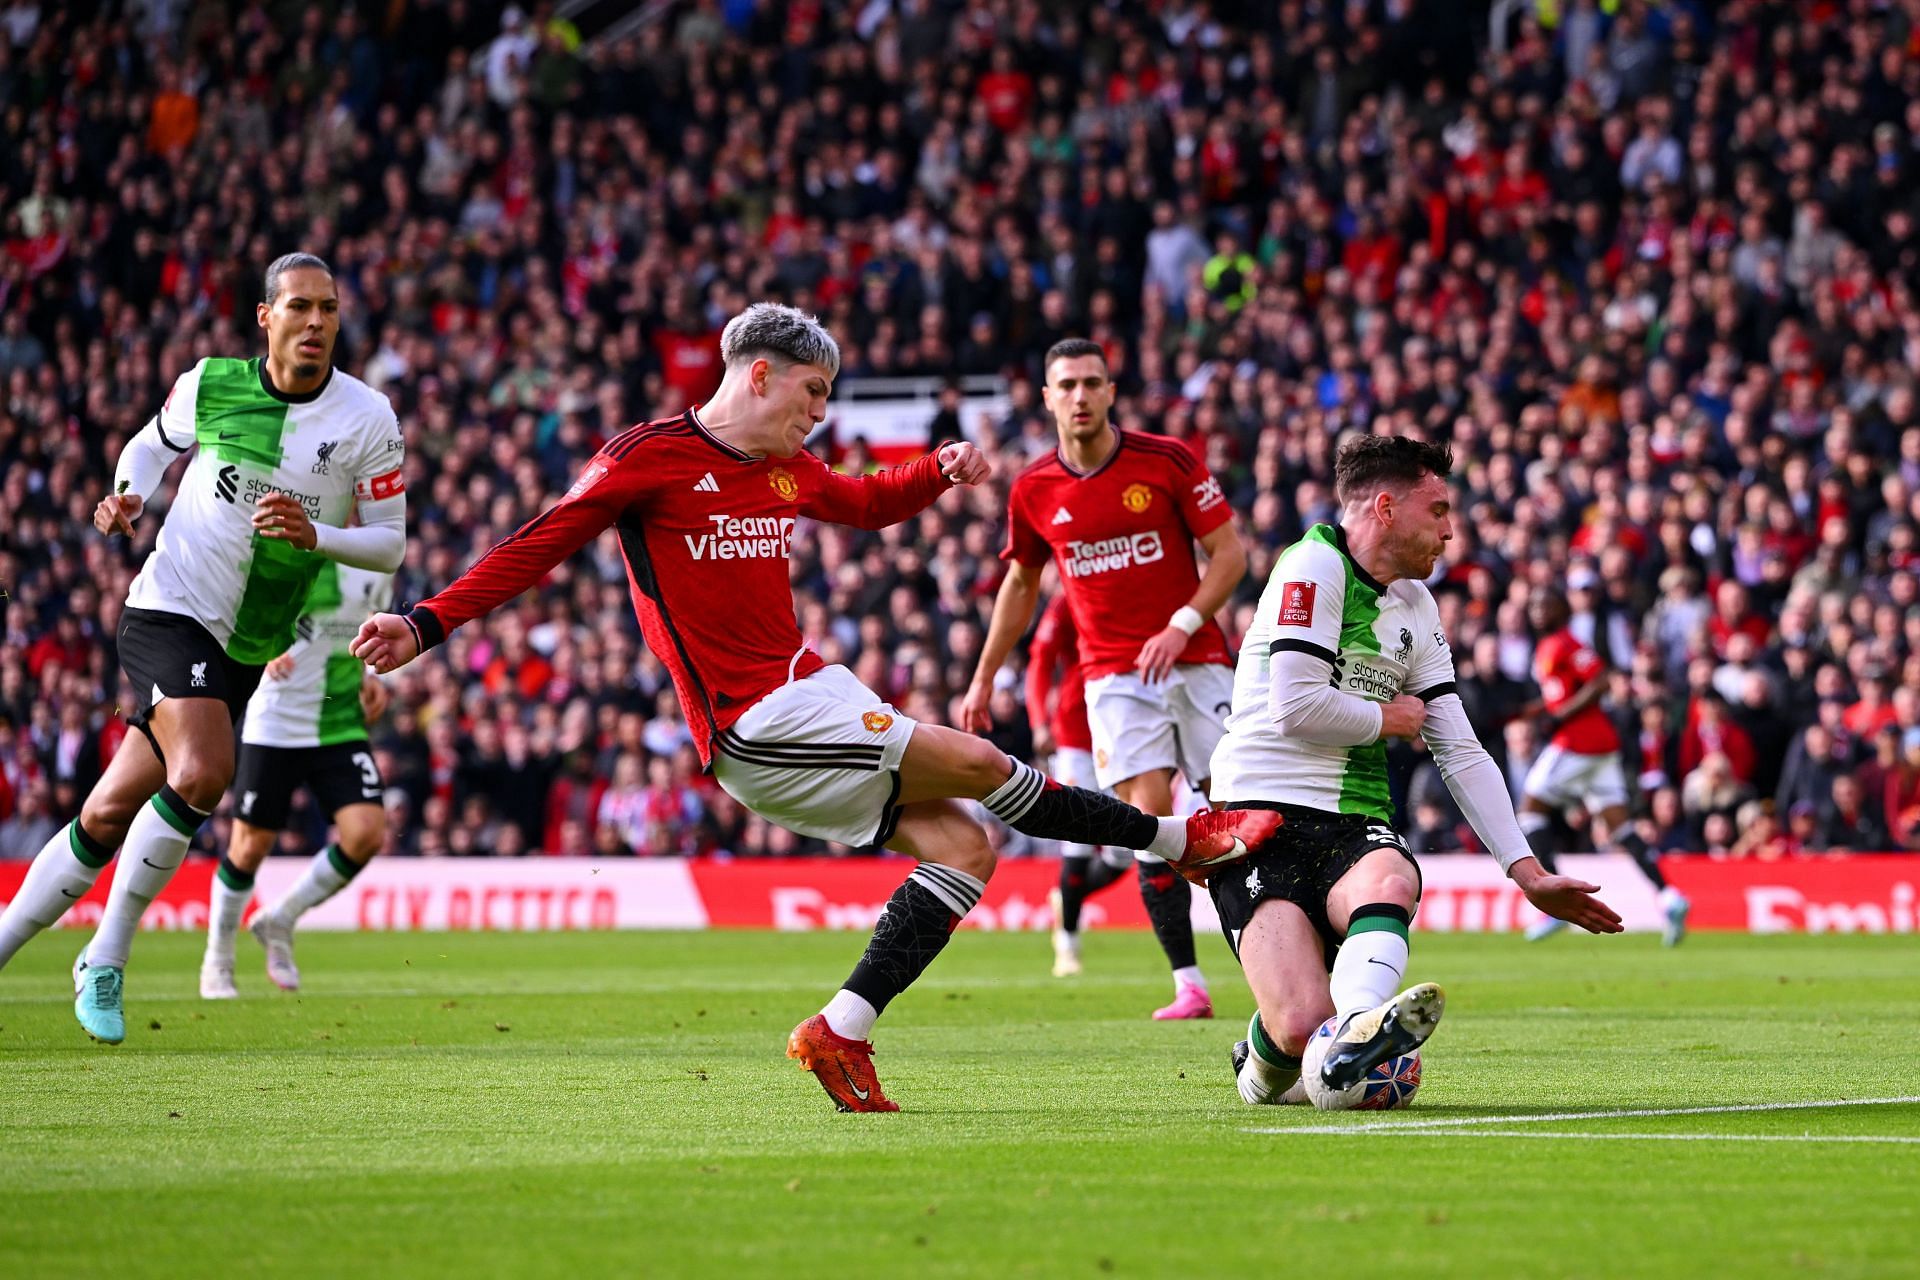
[936,441,991,485]
[958,681,994,734]
[1134,626,1187,684]
[351,613,421,674]
[253,491,317,550]
[94,493,143,536]
[1513,860,1624,934]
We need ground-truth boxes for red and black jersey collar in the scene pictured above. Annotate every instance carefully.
[686,406,758,463]
[1055,423,1124,479]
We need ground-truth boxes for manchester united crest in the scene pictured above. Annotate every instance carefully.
[1121,483,1153,513]
[862,711,894,733]
[768,467,799,501]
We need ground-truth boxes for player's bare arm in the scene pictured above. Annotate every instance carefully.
[1528,668,1608,727]
[961,557,1044,733]
[1135,521,1247,684]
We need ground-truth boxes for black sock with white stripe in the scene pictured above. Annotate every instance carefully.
[983,759,1160,849]
[836,864,986,1033]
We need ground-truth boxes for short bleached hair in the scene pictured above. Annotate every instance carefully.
[720,302,841,378]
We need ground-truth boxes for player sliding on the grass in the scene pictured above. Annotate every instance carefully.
[348,303,1281,1113]
[1197,435,1622,1108]
[0,253,408,1044]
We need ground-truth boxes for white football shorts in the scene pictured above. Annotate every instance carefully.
[712,665,918,848]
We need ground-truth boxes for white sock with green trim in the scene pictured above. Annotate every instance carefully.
[1331,905,1412,1031]
[205,855,255,965]
[1239,1012,1302,1104]
[266,844,361,924]
[0,820,117,969]
[87,786,208,970]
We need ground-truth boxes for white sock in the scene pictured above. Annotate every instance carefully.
[87,788,207,970]
[0,821,114,969]
[1144,817,1185,860]
[205,864,252,965]
[1173,964,1207,993]
[1659,885,1688,911]
[822,989,878,1041]
[267,844,356,923]
[1240,1014,1302,1104]
[1330,919,1410,1028]
[1279,1077,1309,1105]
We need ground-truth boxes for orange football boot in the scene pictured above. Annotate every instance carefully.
[787,1014,900,1113]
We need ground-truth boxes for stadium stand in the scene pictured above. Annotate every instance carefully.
[1,0,1918,863]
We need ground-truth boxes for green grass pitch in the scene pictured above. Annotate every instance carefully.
[3,927,1918,1277]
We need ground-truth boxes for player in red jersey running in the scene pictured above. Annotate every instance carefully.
[350,305,1279,1112]
[1026,594,1134,976]
[962,338,1247,1021]
[1518,588,1691,945]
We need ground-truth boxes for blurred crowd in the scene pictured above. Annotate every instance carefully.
[2,0,1919,864]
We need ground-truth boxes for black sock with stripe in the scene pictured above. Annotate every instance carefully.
[1138,859,1197,970]
[982,759,1158,849]
[842,864,985,1015]
[1059,853,1129,933]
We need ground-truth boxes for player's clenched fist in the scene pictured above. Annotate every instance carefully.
[936,441,990,485]
[350,612,421,674]
[94,492,143,536]
[1378,693,1427,739]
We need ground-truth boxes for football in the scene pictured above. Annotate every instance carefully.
[1300,1015,1423,1111]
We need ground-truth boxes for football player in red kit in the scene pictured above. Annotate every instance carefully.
[963,338,1247,1020]
[352,305,1279,1111]
[1519,588,1691,944]
[1026,594,1134,976]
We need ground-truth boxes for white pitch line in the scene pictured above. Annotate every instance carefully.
[1246,1095,1920,1135]
[1324,1130,1920,1145]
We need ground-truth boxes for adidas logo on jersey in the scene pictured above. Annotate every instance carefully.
[693,473,720,493]
[1051,507,1073,525]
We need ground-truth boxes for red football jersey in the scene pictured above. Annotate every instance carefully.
[1025,594,1091,753]
[409,410,953,765]
[1003,429,1234,679]
[1534,629,1619,755]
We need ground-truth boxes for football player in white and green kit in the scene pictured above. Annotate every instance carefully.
[0,254,407,1043]
[200,563,395,999]
[1202,436,1623,1108]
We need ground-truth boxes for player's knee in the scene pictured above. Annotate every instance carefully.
[78,792,137,845]
[1263,1002,1329,1058]
[166,758,232,813]
[338,820,385,864]
[938,820,997,882]
[1372,871,1420,911]
[959,734,1017,795]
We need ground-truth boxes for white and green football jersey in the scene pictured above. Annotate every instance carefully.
[241,563,393,748]
[1209,524,1457,822]
[125,357,405,666]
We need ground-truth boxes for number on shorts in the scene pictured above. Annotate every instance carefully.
[352,751,380,789]
[1365,823,1410,855]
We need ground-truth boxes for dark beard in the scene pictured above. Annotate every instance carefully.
[294,360,322,380]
